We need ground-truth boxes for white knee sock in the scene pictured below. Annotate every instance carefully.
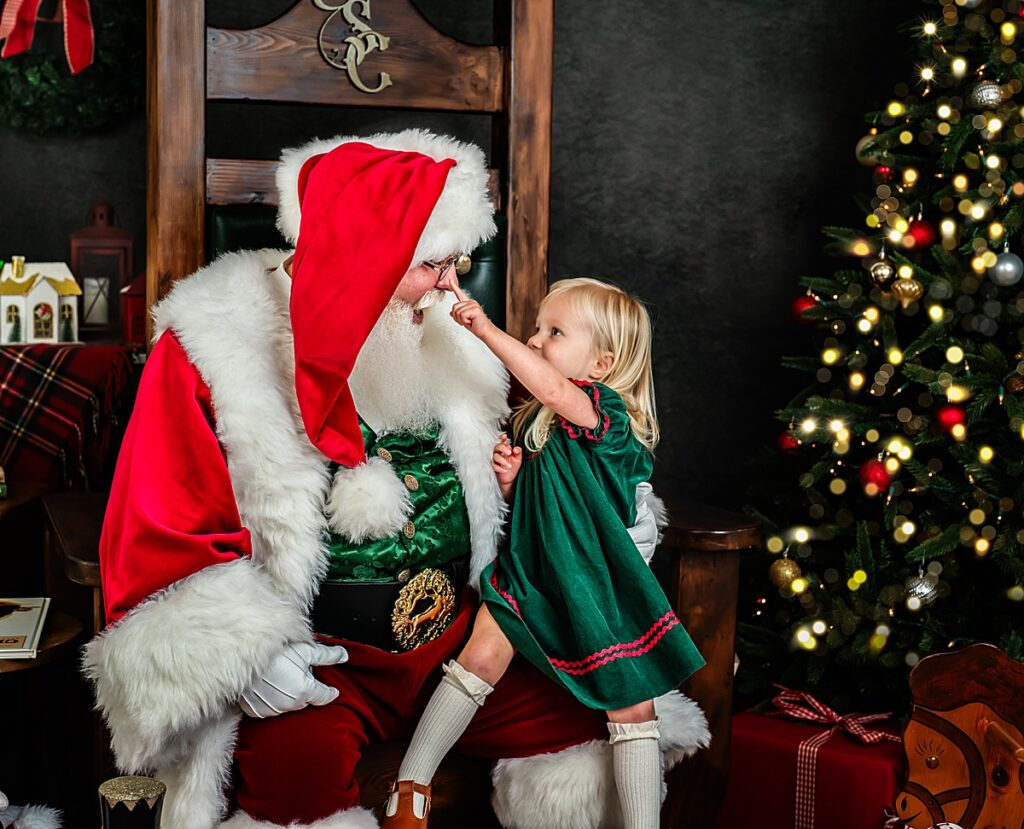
[397,660,494,786]
[609,719,662,829]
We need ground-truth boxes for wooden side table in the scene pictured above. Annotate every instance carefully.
[0,610,89,825]
[660,497,760,829]
[0,610,83,675]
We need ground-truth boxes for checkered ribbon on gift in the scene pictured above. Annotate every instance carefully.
[0,344,132,487]
[771,685,901,829]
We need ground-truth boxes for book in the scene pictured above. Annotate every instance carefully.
[0,597,51,659]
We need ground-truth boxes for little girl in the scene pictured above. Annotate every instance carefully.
[383,277,704,829]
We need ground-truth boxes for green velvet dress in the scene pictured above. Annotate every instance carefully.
[480,382,705,711]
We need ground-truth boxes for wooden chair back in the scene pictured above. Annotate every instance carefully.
[146,0,553,342]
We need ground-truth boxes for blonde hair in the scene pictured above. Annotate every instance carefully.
[510,277,660,453]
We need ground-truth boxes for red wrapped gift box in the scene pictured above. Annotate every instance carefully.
[712,709,906,829]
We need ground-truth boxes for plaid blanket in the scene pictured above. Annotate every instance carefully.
[0,344,135,489]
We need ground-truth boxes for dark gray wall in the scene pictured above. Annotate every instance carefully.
[0,1,913,507]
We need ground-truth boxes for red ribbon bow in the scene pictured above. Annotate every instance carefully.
[771,685,900,829]
[0,0,94,75]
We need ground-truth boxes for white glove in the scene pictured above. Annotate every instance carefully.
[239,642,348,719]
[628,482,664,564]
[0,789,8,811]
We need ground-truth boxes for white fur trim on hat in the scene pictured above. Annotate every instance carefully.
[490,690,709,829]
[325,456,413,543]
[218,806,377,829]
[276,129,497,267]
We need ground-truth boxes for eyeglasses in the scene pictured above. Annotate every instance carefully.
[424,255,457,275]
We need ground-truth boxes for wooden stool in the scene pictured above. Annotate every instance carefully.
[40,492,113,826]
[42,491,106,635]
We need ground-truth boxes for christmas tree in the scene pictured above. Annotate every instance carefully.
[742,0,1024,713]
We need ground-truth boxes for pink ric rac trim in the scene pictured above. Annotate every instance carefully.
[489,571,521,616]
[549,611,680,676]
[556,380,611,442]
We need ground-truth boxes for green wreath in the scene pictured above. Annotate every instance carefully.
[0,0,144,134]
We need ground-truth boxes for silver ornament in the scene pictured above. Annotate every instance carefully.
[905,574,939,608]
[989,251,1024,287]
[968,80,1004,109]
[870,258,896,287]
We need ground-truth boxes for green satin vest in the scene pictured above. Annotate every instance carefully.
[322,420,471,582]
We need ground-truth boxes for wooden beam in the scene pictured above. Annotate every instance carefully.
[147,0,205,339]
[504,0,553,342]
[206,158,503,211]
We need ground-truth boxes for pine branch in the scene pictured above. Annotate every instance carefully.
[940,122,975,170]
[855,520,877,587]
[904,524,961,563]
[821,226,861,242]
[903,325,946,360]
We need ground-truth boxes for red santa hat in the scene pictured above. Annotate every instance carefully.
[278,130,496,541]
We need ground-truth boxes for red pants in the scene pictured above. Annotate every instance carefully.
[233,594,608,824]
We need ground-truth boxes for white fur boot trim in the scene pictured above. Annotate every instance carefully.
[0,804,63,829]
[218,806,377,829]
[490,691,709,829]
[325,456,412,543]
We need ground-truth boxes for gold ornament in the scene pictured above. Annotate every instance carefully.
[869,258,896,288]
[769,557,803,589]
[455,253,472,275]
[1008,375,1024,394]
[892,278,924,307]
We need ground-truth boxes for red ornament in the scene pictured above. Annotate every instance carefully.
[935,404,966,431]
[907,219,937,249]
[874,165,894,183]
[792,295,817,323]
[777,432,800,453]
[859,458,893,496]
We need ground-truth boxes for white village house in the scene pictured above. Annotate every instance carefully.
[1,261,82,344]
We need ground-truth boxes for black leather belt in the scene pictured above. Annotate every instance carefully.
[312,556,468,652]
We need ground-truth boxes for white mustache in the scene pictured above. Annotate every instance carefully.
[413,289,445,311]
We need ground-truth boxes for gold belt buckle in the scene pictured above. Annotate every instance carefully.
[391,568,456,650]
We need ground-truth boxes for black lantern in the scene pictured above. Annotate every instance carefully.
[70,202,134,339]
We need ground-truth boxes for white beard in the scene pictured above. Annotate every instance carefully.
[349,299,437,434]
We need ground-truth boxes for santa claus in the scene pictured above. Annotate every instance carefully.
[84,130,708,829]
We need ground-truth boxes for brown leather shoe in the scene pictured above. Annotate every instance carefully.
[380,780,431,829]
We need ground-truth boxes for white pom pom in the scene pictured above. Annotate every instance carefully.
[326,456,413,543]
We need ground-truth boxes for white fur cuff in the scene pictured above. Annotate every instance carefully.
[83,557,308,772]
[326,456,412,543]
[490,691,709,829]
